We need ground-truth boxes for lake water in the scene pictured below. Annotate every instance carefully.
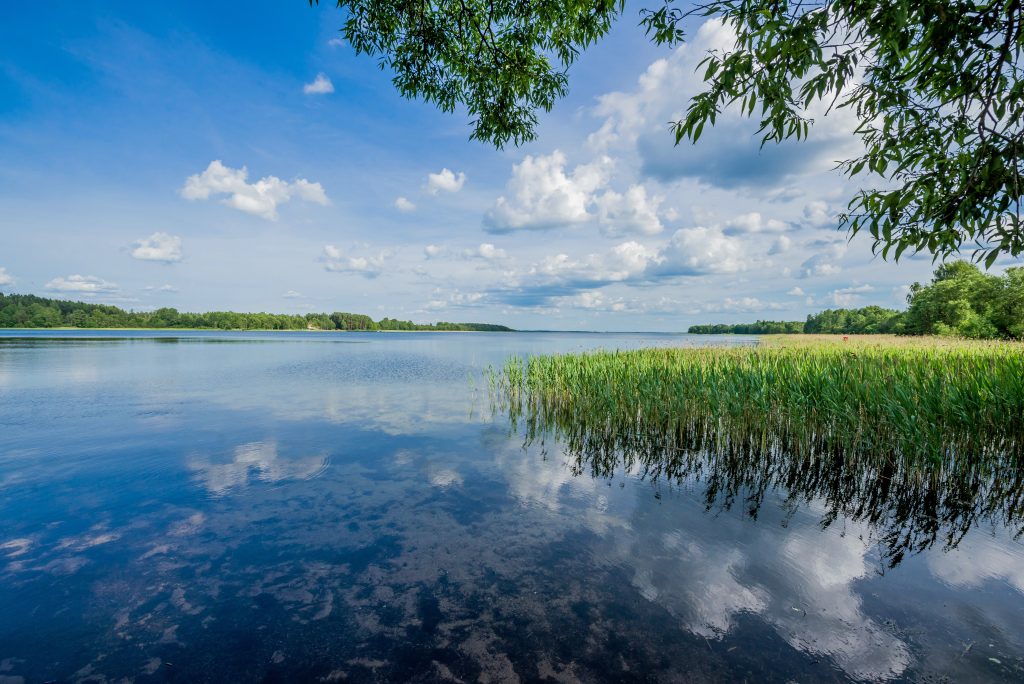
[0,330,1021,683]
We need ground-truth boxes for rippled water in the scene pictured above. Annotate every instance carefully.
[0,330,1021,683]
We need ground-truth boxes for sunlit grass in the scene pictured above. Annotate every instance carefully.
[489,337,1024,463]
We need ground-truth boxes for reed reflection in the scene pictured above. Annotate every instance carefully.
[501,396,1024,569]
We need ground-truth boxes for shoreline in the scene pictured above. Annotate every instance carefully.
[0,327,517,333]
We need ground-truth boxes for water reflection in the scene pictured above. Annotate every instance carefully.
[491,432,915,681]
[187,440,329,496]
[504,400,1024,570]
[927,530,1024,592]
[2,331,1022,683]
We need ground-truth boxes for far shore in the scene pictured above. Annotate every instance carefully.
[0,327,516,333]
[4,329,1020,345]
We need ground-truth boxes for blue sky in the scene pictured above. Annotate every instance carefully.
[1,2,1013,331]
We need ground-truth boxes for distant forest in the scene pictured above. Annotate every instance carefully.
[0,293,513,332]
[690,262,1024,339]
[688,307,899,335]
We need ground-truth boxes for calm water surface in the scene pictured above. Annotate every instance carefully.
[0,331,1021,683]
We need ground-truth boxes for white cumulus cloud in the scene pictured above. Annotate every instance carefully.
[303,73,334,95]
[319,245,386,278]
[594,185,665,236]
[488,226,757,309]
[485,151,611,232]
[131,232,183,263]
[722,212,788,236]
[486,151,670,237]
[802,201,835,228]
[541,241,658,284]
[702,297,784,313]
[464,243,508,261]
[829,284,874,307]
[394,196,416,212]
[45,274,119,295]
[424,290,487,310]
[181,160,329,221]
[655,226,752,276]
[798,252,843,279]
[426,168,466,194]
[587,19,863,189]
[556,291,627,312]
[0,267,14,287]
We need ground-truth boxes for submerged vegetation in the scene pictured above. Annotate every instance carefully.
[490,337,1024,565]
[0,293,512,332]
[690,262,1024,339]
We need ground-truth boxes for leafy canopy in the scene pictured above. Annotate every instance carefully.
[313,0,1024,265]
[311,0,623,147]
[902,260,1024,338]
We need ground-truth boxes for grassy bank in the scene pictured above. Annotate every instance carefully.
[490,336,1024,463]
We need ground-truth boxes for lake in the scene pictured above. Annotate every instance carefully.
[0,330,1021,683]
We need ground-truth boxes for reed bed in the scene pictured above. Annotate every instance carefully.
[490,338,1024,464]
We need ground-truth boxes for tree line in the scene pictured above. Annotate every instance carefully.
[689,263,1024,339]
[0,294,512,332]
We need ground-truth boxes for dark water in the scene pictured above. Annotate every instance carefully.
[0,331,1021,683]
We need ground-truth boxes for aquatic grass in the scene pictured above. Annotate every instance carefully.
[489,337,1024,566]
[490,338,1024,464]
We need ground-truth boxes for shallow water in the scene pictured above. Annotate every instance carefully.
[0,330,1021,683]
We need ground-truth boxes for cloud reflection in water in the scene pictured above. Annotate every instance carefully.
[498,441,914,681]
[187,440,328,496]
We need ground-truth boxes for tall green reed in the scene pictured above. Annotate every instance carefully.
[490,341,1024,465]
[488,339,1024,566]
